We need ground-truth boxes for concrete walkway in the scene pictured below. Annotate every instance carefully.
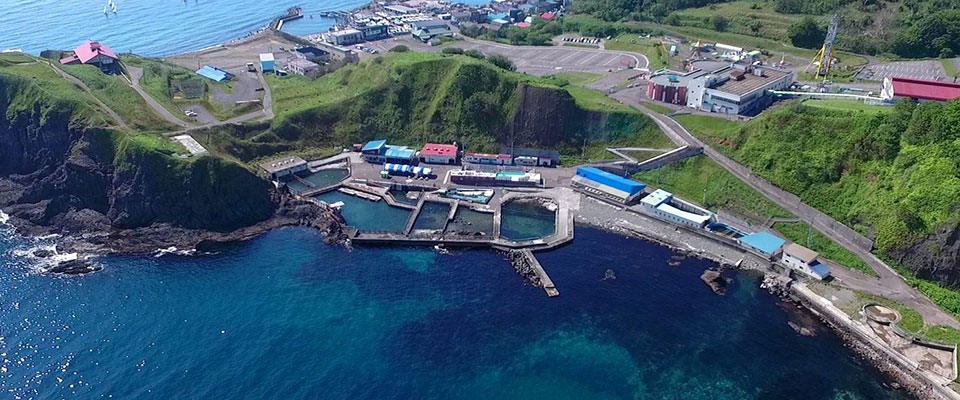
[610,86,960,328]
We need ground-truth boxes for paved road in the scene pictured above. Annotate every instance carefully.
[611,86,960,328]
[125,66,193,129]
[47,62,129,130]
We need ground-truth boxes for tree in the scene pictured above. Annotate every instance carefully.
[464,49,485,59]
[488,54,516,71]
[787,17,826,49]
[748,21,763,35]
[711,15,729,32]
[389,45,409,53]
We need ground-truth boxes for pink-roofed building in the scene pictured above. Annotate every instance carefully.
[540,12,555,20]
[60,40,119,73]
[419,143,459,164]
[881,77,960,102]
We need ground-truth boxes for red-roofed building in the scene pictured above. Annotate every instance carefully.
[59,40,119,73]
[515,22,531,28]
[881,77,960,102]
[540,12,555,20]
[420,143,459,164]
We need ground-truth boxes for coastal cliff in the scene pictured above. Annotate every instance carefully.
[0,71,280,249]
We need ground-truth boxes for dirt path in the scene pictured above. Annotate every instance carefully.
[124,65,194,129]
[47,63,129,130]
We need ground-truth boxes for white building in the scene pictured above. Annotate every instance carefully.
[287,59,319,76]
[639,189,714,229]
[327,29,364,46]
[259,156,308,180]
[781,243,830,280]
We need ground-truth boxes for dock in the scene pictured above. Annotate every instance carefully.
[520,249,559,297]
[270,7,304,31]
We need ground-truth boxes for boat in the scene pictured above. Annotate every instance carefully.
[103,6,108,15]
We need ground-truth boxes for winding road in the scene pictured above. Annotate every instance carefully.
[610,85,960,328]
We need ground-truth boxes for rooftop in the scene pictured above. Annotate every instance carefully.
[411,19,449,29]
[196,66,229,82]
[384,146,416,159]
[784,243,819,263]
[420,143,458,157]
[890,77,960,102]
[331,29,362,37]
[288,58,319,69]
[738,231,786,255]
[709,67,790,97]
[72,40,118,64]
[259,53,275,62]
[641,189,672,207]
[362,139,387,152]
[260,156,307,173]
[577,167,645,193]
[650,60,729,86]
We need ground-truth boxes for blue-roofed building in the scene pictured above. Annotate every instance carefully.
[487,13,509,23]
[572,167,646,203]
[781,243,830,280]
[360,140,417,164]
[196,66,229,82]
[738,231,786,259]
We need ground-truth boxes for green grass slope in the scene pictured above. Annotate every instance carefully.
[60,63,178,132]
[243,52,668,164]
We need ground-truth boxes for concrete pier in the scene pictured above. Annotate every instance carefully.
[520,249,559,297]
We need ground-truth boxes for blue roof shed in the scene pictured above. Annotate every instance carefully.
[576,167,645,196]
[196,66,229,82]
[362,140,387,154]
[738,232,786,256]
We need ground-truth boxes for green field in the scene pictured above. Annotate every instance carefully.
[638,101,674,114]
[634,155,793,224]
[0,54,114,126]
[774,221,875,276]
[61,64,177,132]
[604,34,672,70]
[942,59,959,78]
[802,99,893,114]
[549,71,603,85]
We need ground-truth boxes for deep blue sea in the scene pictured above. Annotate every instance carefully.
[0,0,484,57]
[0,214,916,399]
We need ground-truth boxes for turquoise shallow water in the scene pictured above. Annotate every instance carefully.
[0,220,916,400]
[500,200,557,241]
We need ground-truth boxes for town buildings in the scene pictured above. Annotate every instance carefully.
[328,29,364,46]
[411,19,453,42]
[464,152,513,165]
[738,231,786,260]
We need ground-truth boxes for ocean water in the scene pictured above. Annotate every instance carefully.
[0,0,481,57]
[0,219,916,400]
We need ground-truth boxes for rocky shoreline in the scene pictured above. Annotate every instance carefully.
[576,216,948,399]
[3,194,349,274]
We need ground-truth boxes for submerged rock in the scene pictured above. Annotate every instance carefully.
[48,259,101,275]
[603,268,616,280]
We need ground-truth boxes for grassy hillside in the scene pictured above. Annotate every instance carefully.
[60,63,178,132]
[252,52,668,163]
[684,99,960,259]
[0,53,112,126]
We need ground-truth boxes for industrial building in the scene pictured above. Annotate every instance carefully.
[464,152,512,165]
[260,156,308,180]
[781,243,830,280]
[328,29,364,46]
[359,24,389,41]
[59,40,119,73]
[639,189,714,229]
[294,46,330,63]
[259,53,275,72]
[501,147,559,167]
[881,77,960,102]
[287,59,319,76]
[648,60,793,116]
[571,167,646,204]
[738,231,785,259]
[419,143,458,164]
[450,170,541,187]
[310,42,359,64]
[411,19,453,42]
[361,140,417,164]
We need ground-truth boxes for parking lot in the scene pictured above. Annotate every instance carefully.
[856,60,952,82]
[370,36,647,76]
